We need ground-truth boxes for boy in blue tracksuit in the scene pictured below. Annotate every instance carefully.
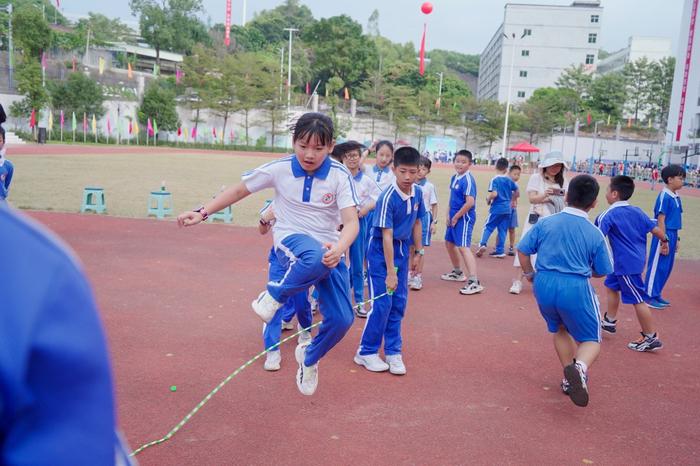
[178,113,359,396]
[595,176,668,352]
[0,206,133,465]
[355,146,425,375]
[0,127,14,204]
[645,164,685,309]
[518,174,613,408]
[477,157,519,258]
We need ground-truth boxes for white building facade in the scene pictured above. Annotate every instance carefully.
[596,36,672,75]
[667,0,700,160]
[477,0,603,104]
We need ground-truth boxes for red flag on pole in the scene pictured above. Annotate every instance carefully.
[128,120,133,134]
[419,24,427,76]
[72,56,76,72]
[56,0,60,8]
[191,127,197,140]
[213,127,217,139]
[29,109,36,128]
[224,0,232,47]
[60,110,65,128]
[306,82,310,95]
[344,87,350,101]
[587,113,592,125]
[177,126,182,137]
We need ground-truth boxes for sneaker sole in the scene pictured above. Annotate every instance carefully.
[627,342,663,352]
[353,355,389,372]
[489,254,506,259]
[264,364,281,371]
[475,246,487,257]
[563,364,589,407]
[355,311,368,318]
[389,366,406,375]
[601,326,617,334]
[441,276,468,282]
[459,286,484,295]
[296,364,318,396]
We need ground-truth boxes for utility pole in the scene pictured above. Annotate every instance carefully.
[436,71,444,116]
[7,4,13,90]
[501,30,528,157]
[284,28,298,149]
[572,119,580,168]
[84,28,91,66]
[590,120,604,173]
[279,47,285,101]
[242,0,247,26]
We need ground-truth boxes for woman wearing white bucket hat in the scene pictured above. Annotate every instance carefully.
[509,151,570,294]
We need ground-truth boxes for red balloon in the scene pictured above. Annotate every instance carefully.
[421,2,433,14]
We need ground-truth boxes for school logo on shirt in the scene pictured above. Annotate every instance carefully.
[322,193,335,205]
[414,202,420,211]
[0,174,4,182]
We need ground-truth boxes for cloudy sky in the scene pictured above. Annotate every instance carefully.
[61,0,685,55]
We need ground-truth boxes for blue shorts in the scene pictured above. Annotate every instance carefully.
[420,212,433,247]
[604,274,648,305]
[509,208,518,229]
[533,271,602,343]
[444,215,474,248]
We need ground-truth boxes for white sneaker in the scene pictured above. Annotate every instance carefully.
[308,290,318,315]
[297,323,312,345]
[475,245,487,257]
[509,280,523,295]
[264,350,281,371]
[252,291,283,323]
[353,353,390,372]
[459,281,484,295]
[410,275,423,290]
[385,354,406,375]
[440,270,467,282]
[295,343,318,396]
[281,320,295,331]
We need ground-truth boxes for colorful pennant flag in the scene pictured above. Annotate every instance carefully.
[147,118,153,137]
[98,57,105,75]
[106,116,112,135]
[306,82,310,95]
[128,62,133,79]
[91,114,97,133]
[191,126,197,140]
[153,119,158,136]
[344,87,350,101]
[60,110,65,129]
[29,109,36,128]
[133,119,139,135]
[48,110,53,131]
[72,112,77,131]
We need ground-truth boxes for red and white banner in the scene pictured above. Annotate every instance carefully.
[676,0,698,142]
[224,0,232,47]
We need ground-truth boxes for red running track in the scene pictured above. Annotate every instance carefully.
[28,211,700,465]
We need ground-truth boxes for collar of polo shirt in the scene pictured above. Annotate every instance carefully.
[662,187,678,198]
[373,164,390,174]
[391,179,416,201]
[291,155,332,180]
[562,206,589,218]
[610,200,630,208]
[453,171,469,180]
[353,171,364,182]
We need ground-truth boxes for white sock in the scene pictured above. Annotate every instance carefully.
[575,360,588,373]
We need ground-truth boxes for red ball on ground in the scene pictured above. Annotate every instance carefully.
[421,2,433,14]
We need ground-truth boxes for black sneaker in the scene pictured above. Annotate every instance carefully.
[488,251,506,258]
[627,332,663,352]
[355,306,369,318]
[560,378,571,395]
[563,362,589,407]
[507,247,515,256]
[601,313,617,334]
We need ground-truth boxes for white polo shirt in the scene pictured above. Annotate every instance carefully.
[353,171,382,208]
[416,179,438,213]
[363,164,396,191]
[243,155,359,247]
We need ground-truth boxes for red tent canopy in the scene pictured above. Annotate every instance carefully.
[508,141,540,153]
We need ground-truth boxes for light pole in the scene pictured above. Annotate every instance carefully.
[284,28,298,149]
[435,71,444,116]
[664,129,674,166]
[589,120,604,174]
[5,4,13,90]
[500,30,527,157]
[242,0,247,26]
[572,119,580,169]
[561,125,569,152]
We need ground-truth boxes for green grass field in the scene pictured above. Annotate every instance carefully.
[9,148,700,259]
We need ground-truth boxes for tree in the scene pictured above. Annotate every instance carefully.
[588,72,627,121]
[414,89,436,151]
[232,53,277,145]
[302,15,378,91]
[10,60,48,118]
[646,57,676,127]
[74,13,136,46]
[129,0,205,66]
[427,49,480,76]
[138,79,180,132]
[382,83,417,141]
[367,9,380,37]
[181,45,217,136]
[248,0,315,45]
[325,75,346,138]
[623,57,651,122]
[556,64,592,113]
[49,72,106,118]
[12,5,51,61]
[473,100,505,155]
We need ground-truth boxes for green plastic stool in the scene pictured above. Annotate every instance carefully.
[147,191,173,219]
[208,205,233,223]
[81,187,106,213]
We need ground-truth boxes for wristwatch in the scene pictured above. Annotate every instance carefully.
[661,235,669,244]
[523,271,535,279]
[194,205,209,221]
[415,248,425,256]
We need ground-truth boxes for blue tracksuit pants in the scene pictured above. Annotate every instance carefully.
[263,249,313,351]
[645,229,678,300]
[349,216,368,307]
[479,212,511,254]
[359,237,409,356]
[268,233,354,366]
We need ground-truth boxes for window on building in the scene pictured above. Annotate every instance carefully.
[521,50,530,57]
[588,33,597,44]
[586,54,595,65]
[519,70,528,77]
[591,15,599,23]
[523,28,532,36]
[517,91,526,98]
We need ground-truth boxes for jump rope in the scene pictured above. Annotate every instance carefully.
[131,290,391,457]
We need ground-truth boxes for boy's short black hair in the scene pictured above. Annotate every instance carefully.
[566,174,599,210]
[609,175,635,201]
[291,112,334,147]
[509,165,521,172]
[496,157,509,170]
[331,141,364,162]
[0,125,5,141]
[393,146,421,167]
[455,149,473,162]
[419,155,432,170]
[661,164,686,183]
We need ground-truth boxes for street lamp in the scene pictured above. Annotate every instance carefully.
[500,29,528,157]
[589,120,604,174]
